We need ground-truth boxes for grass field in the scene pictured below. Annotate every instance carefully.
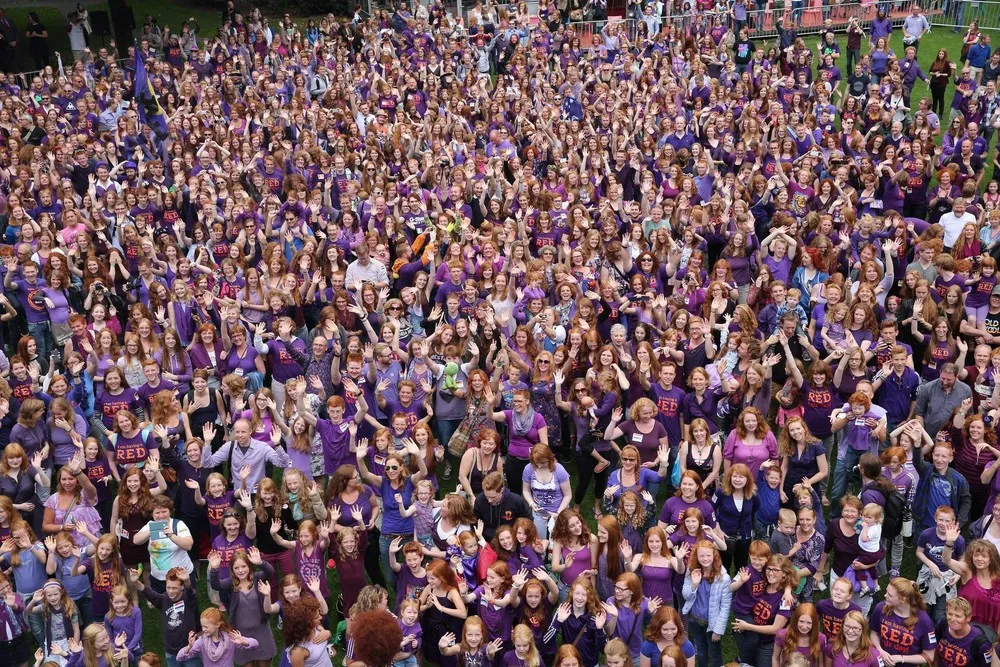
[4,3,994,664]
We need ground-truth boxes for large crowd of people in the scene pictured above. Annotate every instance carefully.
[0,1,999,667]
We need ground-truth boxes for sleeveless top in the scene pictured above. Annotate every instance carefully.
[469,451,500,497]
[290,638,333,667]
[960,575,1000,630]
[685,441,718,488]
[187,389,220,437]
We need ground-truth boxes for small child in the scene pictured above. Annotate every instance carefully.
[24,579,81,657]
[464,561,519,646]
[915,506,963,624]
[791,483,826,534]
[614,490,650,555]
[395,599,423,667]
[44,530,95,626]
[196,472,235,545]
[438,616,503,665]
[730,540,771,625]
[753,463,782,539]
[334,527,365,615]
[0,521,47,600]
[782,287,809,334]
[512,518,547,572]
[965,256,998,326]
[175,607,258,664]
[831,393,882,499]
[820,302,849,352]
[79,534,125,623]
[768,509,797,557]
[449,530,480,589]
[397,480,439,549]
[388,539,429,614]
[104,584,143,663]
[845,503,883,596]
[261,574,329,630]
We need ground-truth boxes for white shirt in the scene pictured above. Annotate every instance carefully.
[939,211,976,248]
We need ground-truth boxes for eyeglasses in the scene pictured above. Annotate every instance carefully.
[766,567,783,573]
[621,457,637,462]
[538,360,550,365]
[613,586,630,592]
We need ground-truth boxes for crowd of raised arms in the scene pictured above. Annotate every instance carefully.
[6,0,1000,666]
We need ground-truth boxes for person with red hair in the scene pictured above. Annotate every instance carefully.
[417,559,467,665]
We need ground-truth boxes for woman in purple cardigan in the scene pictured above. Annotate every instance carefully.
[189,323,227,390]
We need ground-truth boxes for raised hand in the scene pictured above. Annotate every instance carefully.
[247,547,262,565]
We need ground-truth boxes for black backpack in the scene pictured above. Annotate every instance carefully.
[864,482,906,542]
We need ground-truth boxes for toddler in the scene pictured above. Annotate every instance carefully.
[845,503,883,596]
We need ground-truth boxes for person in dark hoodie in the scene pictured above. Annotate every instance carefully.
[128,566,199,667]
[473,470,531,542]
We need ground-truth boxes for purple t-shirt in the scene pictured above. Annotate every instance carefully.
[870,602,937,656]
[649,384,686,448]
[394,567,428,613]
[618,420,668,465]
[935,624,993,667]
[916,527,966,570]
[816,598,862,640]
[522,464,570,515]
[659,496,717,527]
[776,628,827,660]
[472,585,514,641]
[823,643,883,667]
[732,565,767,616]
[316,418,353,474]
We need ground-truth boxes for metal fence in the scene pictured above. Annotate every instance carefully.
[926,0,1000,29]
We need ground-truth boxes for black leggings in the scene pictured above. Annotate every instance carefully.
[931,85,947,117]
[721,537,750,575]
[572,451,612,506]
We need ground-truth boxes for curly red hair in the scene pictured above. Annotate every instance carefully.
[352,609,404,667]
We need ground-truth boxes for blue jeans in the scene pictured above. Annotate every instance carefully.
[394,655,418,667]
[733,613,776,665]
[435,418,462,453]
[380,532,409,589]
[686,616,723,667]
[27,320,51,364]
[830,447,864,518]
[166,653,202,667]
[533,509,554,539]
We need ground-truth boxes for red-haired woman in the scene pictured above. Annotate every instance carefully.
[869,578,937,666]
[772,602,826,666]
[723,407,778,479]
[950,405,1000,521]
[418,559,468,666]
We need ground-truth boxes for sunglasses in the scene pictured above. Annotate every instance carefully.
[385,465,400,471]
